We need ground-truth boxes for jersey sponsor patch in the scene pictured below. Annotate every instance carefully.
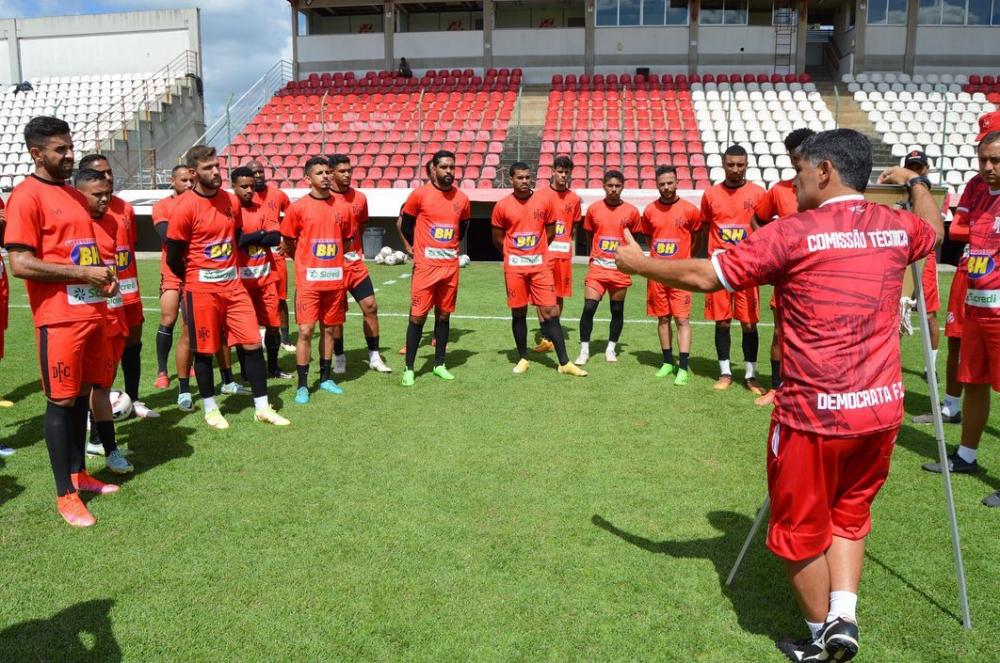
[311,239,341,260]
[344,251,362,262]
[967,251,996,279]
[306,267,343,282]
[718,225,748,245]
[508,254,544,267]
[429,224,456,242]
[66,283,108,305]
[966,288,1000,308]
[592,256,617,269]
[203,240,234,262]
[652,239,680,257]
[597,236,620,254]
[70,241,102,267]
[424,247,458,260]
[198,266,237,283]
[548,240,572,254]
[241,264,271,279]
[511,232,540,250]
[115,248,132,272]
[118,277,139,295]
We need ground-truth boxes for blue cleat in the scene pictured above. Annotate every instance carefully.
[318,379,343,395]
[294,387,310,404]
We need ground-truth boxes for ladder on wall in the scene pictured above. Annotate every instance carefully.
[774,1,797,75]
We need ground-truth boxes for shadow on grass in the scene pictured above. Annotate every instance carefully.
[0,458,24,508]
[417,348,475,374]
[895,412,1000,493]
[1,378,43,404]
[495,348,559,369]
[864,550,962,624]
[0,598,121,661]
[592,511,799,641]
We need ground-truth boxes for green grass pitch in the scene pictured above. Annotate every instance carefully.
[0,258,996,661]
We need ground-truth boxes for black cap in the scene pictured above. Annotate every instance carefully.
[903,150,928,167]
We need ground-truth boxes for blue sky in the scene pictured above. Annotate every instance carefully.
[0,1,293,122]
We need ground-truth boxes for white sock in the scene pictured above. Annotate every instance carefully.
[580,341,590,355]
[335,353,345,361]
[606,341,617,354]
[201,396,218,413]
[931,348,938,367]
[957,445,978,464]
[719,359,731,376]
[253,396,269,412]
[806,620,824,640]
[745,361,757,379]
[369,349,380,362]
[942,394,961,417]
[827,590,858,622]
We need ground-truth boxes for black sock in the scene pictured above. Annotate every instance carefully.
[297,364,309,389]
[178,377,191,394]
[280,325,290,344]
[89,411,100,444]
[433,318,449,366]
[334,338,344,356]
[742,328,759,364]
[679,352,690,370]
[122,342,141,402]
[43,401,75,496]
[543,317,570,365]
[319,359,332,382]
[771,359,782,389]
[365,335,380,352]
[236,346,248,381]
[512,316,528,359]
[662,349,674,365]
[155,324,174,374]
[220,366,234,384]
[96,420,117,456]
[714,325,731,363]
[69,396,89,474]
[243,348,268,399]
[264,329,280,375]
[405,320,424,370]
[194,353,216,399]
[609,300,625,342]
[579,299,598,343]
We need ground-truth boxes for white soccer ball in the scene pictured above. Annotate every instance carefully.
[110,390,133,421]
[459,254,471,268]
[378,246,393,258]
[374,253,385,264]
[392,250,406,263]
[385,254,399,266]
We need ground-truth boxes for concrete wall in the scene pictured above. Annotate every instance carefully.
[395,30,485,69]
[863,25,906,70]
[913,27,1000,68]
[595,27,689,67]
[697,26,782,70]
[298,33,385,73]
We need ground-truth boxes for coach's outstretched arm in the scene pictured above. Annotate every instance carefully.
[878,166,945,247]
[616,229,721,292]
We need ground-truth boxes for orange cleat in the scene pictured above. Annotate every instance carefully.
[713,375,733,391]
[57,492,96,527]
[744,377,767,396]
[398,345,407,355]
[154,372,169,389]
[71,471,120,495]
[754,389,777,407]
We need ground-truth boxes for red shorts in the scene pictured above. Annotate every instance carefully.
[99,329,127,387]
[160,269,181,295]
[922,253,940,313]
[345,261,370,292]
[646,281,691,318]
[505,269,557,309]
[945,269,968,339]
[411,264,459,317]
[246,281,281,328]
[36,319,113,399]
[704,287,760,323]
[550,258,573,299]
[584,266,631,298]
[274,254,289,301]
[766,419,897,562]
[124,301,144,328]
[296,288,347,327]
[183,287,261,354]
[0,276,8,360]
[958,316,1000,391]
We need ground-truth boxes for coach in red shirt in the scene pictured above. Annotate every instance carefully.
[616,129,943,662]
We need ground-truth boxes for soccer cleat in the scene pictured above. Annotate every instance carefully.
[281,342,296,353]
[368,355,393,373]
[71,471,120,495]
[220,382,251,396]
[254,407,290,426]
[983,489,1000,507]
[57,493,96,528]
[86,441,105,457]
[574,351,589,366]
[204,409,230,430]
[558,362,587,377]
[106,449,134,475]
[189,368,196,378]
[319,379,344,395]
[820,617,860,661]
[655,363,674,378]
[0,399,13,408]
[0,445,14,457]
[775,637,826,662]
[432,365,455,381]
[333,355,347,375]
[532,338,554,353]
[673,369,689,386]
[154,372,169,389]
[132,401,159,419]
[294,387,310,404]
[912,409,961,424]
[513,358,530,374]
[268,370,294,380]
[605,350,618,363]
[401,369,416,387]
[398,344,407,355]
[754,389,777,407]
[713,375,733,390]
[177,392,194,412]
[744,377,767,396]
[922,452,978,474]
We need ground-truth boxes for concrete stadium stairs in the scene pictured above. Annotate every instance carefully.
[497,86,549,186]
[816,82,896,170]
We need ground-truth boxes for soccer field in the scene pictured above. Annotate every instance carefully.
[0,259,996,661]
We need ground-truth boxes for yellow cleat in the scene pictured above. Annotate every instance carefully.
[255,406,290,426]
[204,408,230,430]
[0,399,13,408]
[512,358,530,374]
[532,339,554,353]
[558,362,588,377]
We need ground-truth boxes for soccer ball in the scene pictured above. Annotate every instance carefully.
[110,391,133,421]
[378,246,393,258]
[459,254,471,268]
[374,253,385,264]
[393,250,406,263]
[385,253,399,266]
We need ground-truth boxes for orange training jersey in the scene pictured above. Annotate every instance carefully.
[280,194,345,292]
[754,179,798,223]
[584,199,642,270]
[641,197,702,260]
[535,186,581,258]
[236,199,278,288]
[402,183,471,268]
[166,189,244,293]
[699,181,766,253]
[254,185,291,264]
[152,194,181,279]
[491,191,555,272]
[107,196,141,305]
[4,175,108,326]
[92,210,128,335]
[332,188,369,272]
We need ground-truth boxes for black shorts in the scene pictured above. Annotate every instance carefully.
[349,275,376,303]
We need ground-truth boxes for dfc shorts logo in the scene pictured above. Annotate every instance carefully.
[719,226,748,245]
[115,248,132,272]
[70,241,101,266]
[652,239,679,257]
[597,236,620,254]
[429,224,456,242]
[311,239,340,259]
[204,240,233,261]
[967,252,996,279]
[511,232,540,249]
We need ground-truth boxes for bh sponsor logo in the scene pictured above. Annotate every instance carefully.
[430,224,455,242]
[512,232,539,249]
[311,239,340,259]
[554,220,567,236]
[115,248,132,272]
[653,239,679,257]
[70,241,101,266]
[204,240,233,261]
[246,245,269,259]
[967,251,995,280]
[718,226,747,245]
[598,236,620,254]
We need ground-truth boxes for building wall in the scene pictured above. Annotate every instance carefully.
[913,27,1000,69]
[395,30,485,69]
[298,33,385,73]
[697,26,783,70]
[595,27,689,68]
[493,28,584,68]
